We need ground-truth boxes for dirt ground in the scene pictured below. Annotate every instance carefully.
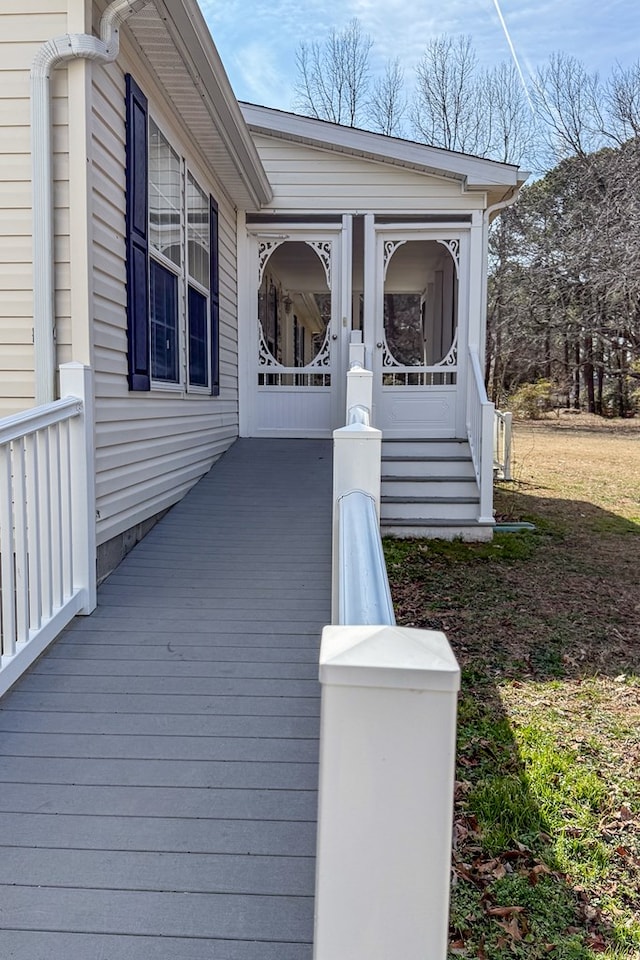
[504,413,640,524]
[385,414,640,957]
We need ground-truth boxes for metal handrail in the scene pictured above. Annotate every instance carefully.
[347,404,370,426]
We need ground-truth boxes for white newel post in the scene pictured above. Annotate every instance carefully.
[345,362,373,420]
[59,362,96,614]
[332,419,382,623]
[314,625,460,960]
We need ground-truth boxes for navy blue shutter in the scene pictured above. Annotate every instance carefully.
[210,196,220,396]
[125,75,150,391]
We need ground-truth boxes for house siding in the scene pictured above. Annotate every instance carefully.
[251,134,487,214]
[0,5,70,416]
[90,46,240,547]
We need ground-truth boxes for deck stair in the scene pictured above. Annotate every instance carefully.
[380,438,493,540]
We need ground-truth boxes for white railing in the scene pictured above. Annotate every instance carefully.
[466,348,495,524]
[0,363,96,698]
[337,489,395,625]
[494,408,513,481]
[314,343,460,960]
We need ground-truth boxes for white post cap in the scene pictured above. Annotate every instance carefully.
[320,624,460,692]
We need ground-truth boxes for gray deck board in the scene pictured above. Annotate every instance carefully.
[0,438,331,958]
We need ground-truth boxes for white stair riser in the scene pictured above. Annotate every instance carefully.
[381,500,480,521]
[382,441,468,459]
[382,478,478,498]
[382,458,476,478]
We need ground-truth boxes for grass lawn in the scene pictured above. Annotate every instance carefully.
[383,414,640,959]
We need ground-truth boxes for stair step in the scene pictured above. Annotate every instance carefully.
[382,439,470,458]
[378,435,485,529]
[382,437,468,444]
[382,457,476,479]
[382,496,479,504]
[382,475,476,483]
[382,455,472,462]
[382,477,478,498]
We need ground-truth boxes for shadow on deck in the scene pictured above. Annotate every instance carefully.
[0,439,333,960]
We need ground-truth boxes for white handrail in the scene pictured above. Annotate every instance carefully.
[466,349,495,524]
[316,357,460,960]
[0,363,96,698]
[337,490,395,626]
[0,397,82,444]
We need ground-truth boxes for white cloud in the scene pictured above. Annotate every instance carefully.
[203,0,640,111]
[231,39,296,109]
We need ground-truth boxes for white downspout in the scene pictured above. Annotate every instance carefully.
[31,0,152,404]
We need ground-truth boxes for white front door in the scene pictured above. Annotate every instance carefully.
[245,226,349,437]
[368,224,469,438]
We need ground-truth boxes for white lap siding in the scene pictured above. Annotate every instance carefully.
[90,51,239,547]
[251,134,487,214]
[0,6,70,416]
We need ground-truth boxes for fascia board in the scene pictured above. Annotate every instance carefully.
[152,0,272,208]
[241,102,523,191]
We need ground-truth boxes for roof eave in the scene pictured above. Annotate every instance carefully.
[241,102,526,197]
[152,0,272,209]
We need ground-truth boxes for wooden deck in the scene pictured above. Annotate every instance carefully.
[0,438,332,959]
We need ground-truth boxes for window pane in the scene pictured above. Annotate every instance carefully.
[148,119,181,267]
[187,174,210,289]
[150,259,179,382]
[188,285,209,387]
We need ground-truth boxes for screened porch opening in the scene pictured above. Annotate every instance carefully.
[258,241,332,387]
[382,239,458,387]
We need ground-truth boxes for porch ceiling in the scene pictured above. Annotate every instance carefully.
[241,103,528,209]
[125,1,272,210]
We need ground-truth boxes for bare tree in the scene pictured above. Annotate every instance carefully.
[367,58,406,137]
[483,62,538,167]
[411,35,485,154]
[604,62,640,142]
[294,19,372,127]
[532,53,602,161]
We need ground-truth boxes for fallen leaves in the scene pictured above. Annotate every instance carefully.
[388,422,640,956]
[486,904,526,918]
[495,914,524,941]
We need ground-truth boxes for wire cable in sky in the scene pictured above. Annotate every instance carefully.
[491,0,535,113]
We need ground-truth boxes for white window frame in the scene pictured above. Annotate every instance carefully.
[147,116,212,394]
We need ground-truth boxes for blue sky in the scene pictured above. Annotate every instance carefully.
[200,0,640,113]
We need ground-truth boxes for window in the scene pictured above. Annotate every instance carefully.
[125,74,220,394]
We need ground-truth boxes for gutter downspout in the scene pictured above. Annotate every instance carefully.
[31,0,152,404]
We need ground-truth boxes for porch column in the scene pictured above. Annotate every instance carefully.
[362,213,376,373]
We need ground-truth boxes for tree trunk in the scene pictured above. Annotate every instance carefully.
[596,339,604,416]
[583,335,595,414]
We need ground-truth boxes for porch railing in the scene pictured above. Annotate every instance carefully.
[466,347,495,524]
[494,408,513,481]
[0,363,96,698]
[314,345,460,960]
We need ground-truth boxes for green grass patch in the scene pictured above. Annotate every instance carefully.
[385,420,640,957]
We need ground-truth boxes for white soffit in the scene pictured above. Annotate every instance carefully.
[125,2,272,210]
[241,102,528,204]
